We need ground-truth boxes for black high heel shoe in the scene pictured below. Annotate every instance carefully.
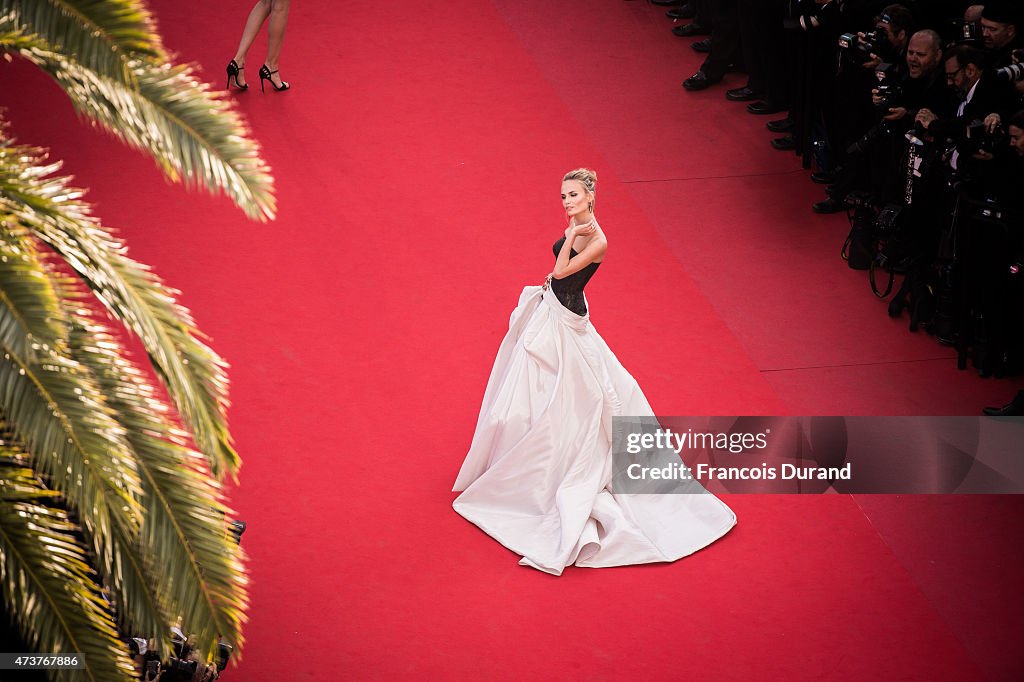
[258,64,290,92]
[226,60,248,90]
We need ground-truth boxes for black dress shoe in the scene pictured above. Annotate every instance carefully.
[771,135,795,151]
[747,100,784,115]
[667,3,696,19]
[726,86,761,102]
[691,38,712,53]
[766,116,792,133]
[810,171,835,184]
[671,22,708,37]
[983,401,1024,416]
[812,197,844,214]
[683,71,716,91]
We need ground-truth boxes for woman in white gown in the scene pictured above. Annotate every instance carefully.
[453,169,736,575]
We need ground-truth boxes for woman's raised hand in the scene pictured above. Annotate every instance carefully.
[570,221,596,238]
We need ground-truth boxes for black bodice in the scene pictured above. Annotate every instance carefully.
[550,236,600,316]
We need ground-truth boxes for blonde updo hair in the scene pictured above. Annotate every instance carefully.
[562,168,597,214]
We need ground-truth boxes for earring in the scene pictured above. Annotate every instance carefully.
[589,201,594,213]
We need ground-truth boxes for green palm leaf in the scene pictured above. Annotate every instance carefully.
[0,0,164,81]
[68,314,248,659]
[1,0,258,668]
[1,13,276,221]
[0,134,241,480]
[0,454,138,682]
[0,224,144,574]
[0,216,146,509]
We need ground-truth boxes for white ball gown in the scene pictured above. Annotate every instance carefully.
[452,235,736,575]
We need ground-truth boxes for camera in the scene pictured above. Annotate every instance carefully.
[839,29,887,64]
[844,191,875,209]
[949,19,982,47]
[993,63,1024,83]
[161,656,199,682]
[860,29,882,55]
[963,120,1005,156]
[873,62,900,102]
[875,204,905,236]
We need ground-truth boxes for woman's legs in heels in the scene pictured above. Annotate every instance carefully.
[263,0,291,88]
[232,0,272,88]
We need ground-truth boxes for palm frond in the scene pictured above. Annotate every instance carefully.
[0,0,164,82]
[0,224,144,573]
[0,222,173,661]
[68,317,248,659]
[0,133,241,480]
[0,15,275,221]
[0,453,137,682]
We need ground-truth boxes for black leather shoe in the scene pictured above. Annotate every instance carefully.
[726,86,761,102]
[983,401,1023,416]
[810,171,835,184]
[691,38,712,53]
[672,22,707,37]
[766,117,792,133]
[683,71,716,91]
[813,197,844,214]
[771,135,795,151]
[667,3,696,19]
[747,100,784,115]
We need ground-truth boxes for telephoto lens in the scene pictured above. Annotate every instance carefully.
[994,63,1024,82]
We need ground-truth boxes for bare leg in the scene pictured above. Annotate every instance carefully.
[264,0,291,87]
[232,0,272,87]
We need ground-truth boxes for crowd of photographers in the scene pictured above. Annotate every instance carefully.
[129,628,229,682]
[653,0,1024,414]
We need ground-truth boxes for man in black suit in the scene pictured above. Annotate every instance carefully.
[916,44,1017,182]
[980,0,1021,68]
[917,46,1020,375]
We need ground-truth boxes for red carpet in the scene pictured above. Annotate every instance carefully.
[2,1,1021,679]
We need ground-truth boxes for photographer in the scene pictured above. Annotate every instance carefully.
[916,51,1021,373]
[815,26,949,213]
[872,29,951,128]
[981,2,1024,107]
[916,44,1017,186]
[863,30,955,327]
[980,1,1021,68]
[859,4,914,71]
[983,111,1024,410]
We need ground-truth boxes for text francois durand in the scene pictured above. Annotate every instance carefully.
[623,428,851,481]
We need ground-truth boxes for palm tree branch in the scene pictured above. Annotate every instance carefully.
[0,135,240,480]
[0,225,143,554]
[0,0,164,81]
[0,455,137,682]
[109,517,174,655]
[2,27,275,221]
[67,314,248,657]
